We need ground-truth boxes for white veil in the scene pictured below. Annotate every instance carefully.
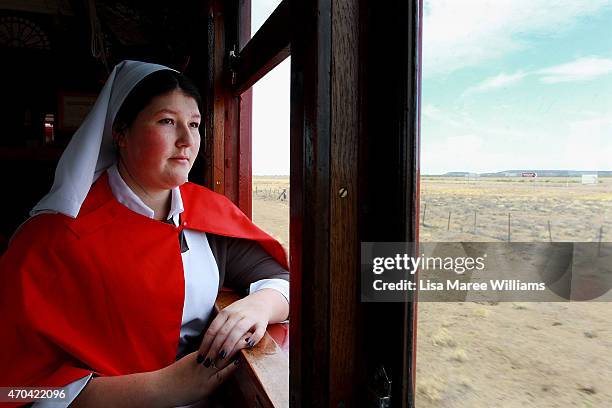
[30,60,176,218]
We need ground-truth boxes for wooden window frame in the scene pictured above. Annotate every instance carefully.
[204,0,291,406]
[204,0,422,406]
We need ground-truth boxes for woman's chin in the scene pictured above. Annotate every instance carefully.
[161,173,189,189]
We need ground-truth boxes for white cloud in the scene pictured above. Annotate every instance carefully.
[464,71,527,94]
[459,56,612,97]
[537,56,612,83]
[423,0,612,77]
[564,116,612,170]
[421,111,612,174]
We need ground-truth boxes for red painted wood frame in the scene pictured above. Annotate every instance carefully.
[204,0,290,219]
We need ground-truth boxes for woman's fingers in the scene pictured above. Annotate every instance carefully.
[215,323,266,370]
[246,324,266,350]
[197,312,231,366]
[214,318,256,365]
[200,314,246,367]
[215,329,252,370]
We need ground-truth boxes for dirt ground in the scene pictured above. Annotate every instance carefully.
[252,176,612,407]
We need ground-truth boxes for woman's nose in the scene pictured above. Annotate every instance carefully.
[176,123,196,147]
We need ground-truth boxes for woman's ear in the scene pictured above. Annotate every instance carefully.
[113,128,127,149]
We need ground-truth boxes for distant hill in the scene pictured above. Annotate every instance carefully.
[436,170,612,177]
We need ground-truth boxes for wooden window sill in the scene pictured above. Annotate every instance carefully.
[215,291,289,407]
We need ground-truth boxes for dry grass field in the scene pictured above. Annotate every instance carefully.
[252,175,612,407]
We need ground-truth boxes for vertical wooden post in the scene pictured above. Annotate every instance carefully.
[291,0,421,405]
[290,0,358,405]
[473,210,477,235]
[447,211,451,230]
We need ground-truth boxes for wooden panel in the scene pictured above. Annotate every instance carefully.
[215,291,289,407]
[224,85,240,202]
[239,88,253,218]
[358,1,422,406]
[238,0,253,218]
[290,0,421,406]
[289,0,331,404]
[206,0,227,195]
[329,0,360,406]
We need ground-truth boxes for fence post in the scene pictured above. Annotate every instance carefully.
[547,220,552,242]
[473,210,477,234]
[447,211,451,231]
[508,213,511,242]
[598,226,603,257]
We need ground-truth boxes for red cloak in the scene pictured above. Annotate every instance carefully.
[0,174,287,397]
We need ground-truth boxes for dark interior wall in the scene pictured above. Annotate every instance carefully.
[0,0,208,241]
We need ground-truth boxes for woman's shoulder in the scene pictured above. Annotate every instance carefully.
[181,181,224,199]
[12,213,77,242]
[2,214,79,280]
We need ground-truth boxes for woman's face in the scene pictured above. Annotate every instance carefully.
[117,89,201,191]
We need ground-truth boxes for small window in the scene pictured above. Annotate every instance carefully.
[251,58,290,252]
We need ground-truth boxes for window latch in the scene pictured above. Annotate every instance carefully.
[367,365,392,407]
[229,45,238,85]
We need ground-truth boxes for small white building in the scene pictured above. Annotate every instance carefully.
[581,174,598,185]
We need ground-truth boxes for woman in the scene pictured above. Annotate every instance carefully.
[0,61,289,407]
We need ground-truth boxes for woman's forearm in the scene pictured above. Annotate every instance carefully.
[70,350,233,408]
[248,288,289,323]
[70,369,172,408]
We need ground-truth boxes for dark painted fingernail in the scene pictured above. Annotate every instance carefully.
[233,359,240,366]
[196,354,204,364]
[203,357,212,368]
[247,340,255,348]
[218,350,227,359]
[245,337,250,342]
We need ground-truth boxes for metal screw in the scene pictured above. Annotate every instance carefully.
[338,187,348,198]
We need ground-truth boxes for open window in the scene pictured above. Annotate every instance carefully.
[0,0,423,406]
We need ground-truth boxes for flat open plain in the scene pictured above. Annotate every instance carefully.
[252,175,612,407]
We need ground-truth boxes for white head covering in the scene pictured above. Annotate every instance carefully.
[31,60,177,218]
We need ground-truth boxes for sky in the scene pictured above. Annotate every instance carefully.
[422,0,612,174]
[251,0,289,176]
[250,0,612,175]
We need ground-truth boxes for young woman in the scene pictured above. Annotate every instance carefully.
[0,61,289,407]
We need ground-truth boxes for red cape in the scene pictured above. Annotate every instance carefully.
[0,174,287,397]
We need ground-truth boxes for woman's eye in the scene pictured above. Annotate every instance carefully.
[190,122,200,128]
[159,118,175,125]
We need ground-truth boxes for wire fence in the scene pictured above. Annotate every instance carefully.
[253,185,289,201]
[420,202,611,243]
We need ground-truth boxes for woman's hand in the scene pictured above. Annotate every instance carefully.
[197,289,289,370]
[71,351,238,408]
[156,350,239,406]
